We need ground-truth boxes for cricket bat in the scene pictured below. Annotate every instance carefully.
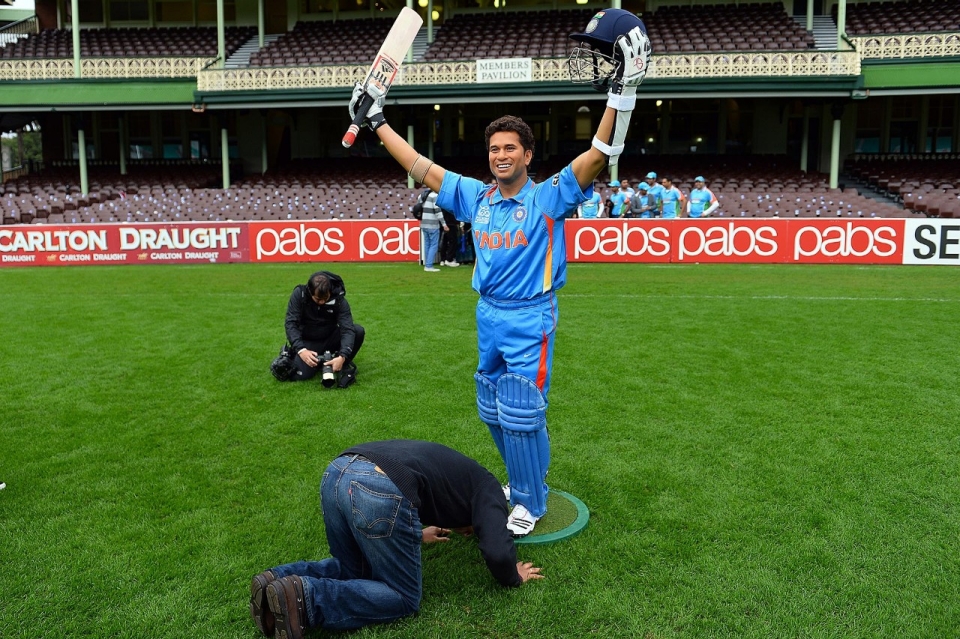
[342,6,423,148]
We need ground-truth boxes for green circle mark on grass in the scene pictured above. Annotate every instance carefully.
[514,489,589,545]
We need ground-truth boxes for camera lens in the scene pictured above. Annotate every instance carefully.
[321,351,335,388]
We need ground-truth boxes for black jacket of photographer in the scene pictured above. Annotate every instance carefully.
[285,271,358,359]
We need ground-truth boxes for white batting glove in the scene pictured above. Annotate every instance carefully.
[607,26,652,111]
[349,82,387,131]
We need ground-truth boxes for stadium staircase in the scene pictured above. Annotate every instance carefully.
[412,27,434,62]
[839,172,904,209]
[794,15,838,49]
[228,34,280,68]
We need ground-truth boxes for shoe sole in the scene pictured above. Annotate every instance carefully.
[250,571,275,637]
[266,576,307,639]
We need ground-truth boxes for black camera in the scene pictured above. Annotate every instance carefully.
[320,351,336,388]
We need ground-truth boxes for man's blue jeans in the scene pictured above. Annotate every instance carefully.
[270,455,422,631]
[422,228,440,267]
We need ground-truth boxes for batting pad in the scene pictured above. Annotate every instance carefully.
[496,373,550,518]
[475,372,505,462]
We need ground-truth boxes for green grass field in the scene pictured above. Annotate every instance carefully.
[1,262,959,638]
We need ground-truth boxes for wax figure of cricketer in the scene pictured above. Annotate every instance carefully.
[347,10,652,537]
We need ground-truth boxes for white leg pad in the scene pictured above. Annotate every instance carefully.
[475,372,505,462]
[496,373,549,518]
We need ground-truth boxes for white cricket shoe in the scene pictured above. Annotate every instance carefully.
[0,482,6,490]
[424,267,440,272]
[506,503,540,537]
[443,260,460,267]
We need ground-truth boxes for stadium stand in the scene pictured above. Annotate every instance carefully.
[1,155,921,223]
[846,156,960,218]
[0,26,254,59]
[0,1,957,234]
[845,0,960,35]
[249,18,395,67]
[423,8,595,61]
[423,4,815,61]
[645,3,816,53]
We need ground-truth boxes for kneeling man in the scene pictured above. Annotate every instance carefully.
[278,270,364,388]
[249,440,544,637]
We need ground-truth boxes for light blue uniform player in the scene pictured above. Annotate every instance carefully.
[687,176,719,218]
[659,177,684,219]
[644,171,665,217]
[607,181,627,218]
[359,10,653,536]
[579,190,603,218]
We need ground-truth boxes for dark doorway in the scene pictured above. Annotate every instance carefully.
[793,0,824,16]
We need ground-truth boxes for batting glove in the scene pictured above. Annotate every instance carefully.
[349,82,387,131]
[607,26,652,111]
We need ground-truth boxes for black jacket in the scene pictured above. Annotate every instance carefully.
[343,440,521,588]
[284,271,357,358]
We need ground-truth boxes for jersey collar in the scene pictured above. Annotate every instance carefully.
[488,178,533,205]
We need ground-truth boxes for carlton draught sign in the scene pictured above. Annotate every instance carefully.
[1,219,958,267]
[0,223,248,266]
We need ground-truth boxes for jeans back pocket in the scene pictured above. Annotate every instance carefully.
[350,480,401,539]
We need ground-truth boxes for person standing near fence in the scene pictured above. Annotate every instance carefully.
[419,188,448,272]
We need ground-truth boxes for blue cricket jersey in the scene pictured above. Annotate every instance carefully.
[660,186,684,219]
[608,191,627,218]
[580,192,602,219]
[437,165,590,301]
[688,187,718,218]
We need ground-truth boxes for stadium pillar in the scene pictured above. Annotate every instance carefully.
[428,110,435,161]
[78,125,89,196]
[800,109,809,173]
[918,95,929,153]
[406,0,413,63]
[217,0,225,68]
[427,0,433,44]
[806,0,814,32]
[221,127,230,188]
[258,0,265,48]
[717,99,728,154]
[836,0,847,46]
[119,115,127,176]
[71,0,80,78]
[407,124,415,189]
[261,117,268,175]
[829,102,844,189]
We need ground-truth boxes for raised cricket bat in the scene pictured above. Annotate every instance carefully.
[342,6,423,148]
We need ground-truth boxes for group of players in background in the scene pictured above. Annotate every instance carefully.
[575,173,720,219]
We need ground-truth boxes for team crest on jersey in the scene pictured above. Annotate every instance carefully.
[551,173,560,187]
[585,12,604,33]
[476,205,491,224]
[513,205,527,222]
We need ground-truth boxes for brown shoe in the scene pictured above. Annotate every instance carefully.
[250,570,277,637]
[266,575,308,639]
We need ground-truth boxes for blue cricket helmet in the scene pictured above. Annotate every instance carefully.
[567,9,648,90]
[569,9,648,54]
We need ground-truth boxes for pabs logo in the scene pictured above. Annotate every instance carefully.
[677,224,779,260]
[793,223,898,261]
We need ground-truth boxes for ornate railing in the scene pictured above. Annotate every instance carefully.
[649,50,859,78]
[0,56,215,81]
[196,58,570,91]
[197,50,859,92]
[851,31,960,59]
